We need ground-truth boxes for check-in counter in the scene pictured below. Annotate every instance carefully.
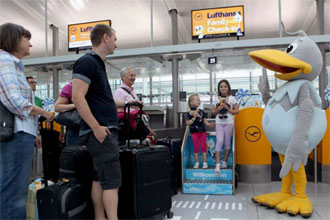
[235,107,272,183]
[143,106,165,129]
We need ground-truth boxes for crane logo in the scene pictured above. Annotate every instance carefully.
[245,126,261,142]
[194,12,203,21]
[70,27,77,34]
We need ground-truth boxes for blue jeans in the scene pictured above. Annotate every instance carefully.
[0,131,35,219]
[66,127,80,147]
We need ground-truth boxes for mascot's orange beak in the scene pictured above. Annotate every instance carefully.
[249,49,312,81]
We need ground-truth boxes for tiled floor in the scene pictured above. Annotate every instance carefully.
[166,182,330,220]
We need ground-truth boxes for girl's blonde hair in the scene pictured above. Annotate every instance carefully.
[188,94,199,108]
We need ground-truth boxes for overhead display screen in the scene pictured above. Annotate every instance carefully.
[191,6,244,39]
[68,20,111,51]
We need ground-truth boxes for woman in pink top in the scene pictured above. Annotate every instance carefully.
[55,82,81,146]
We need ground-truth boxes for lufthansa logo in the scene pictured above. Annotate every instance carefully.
[245,126,261,142]
[194,13,203,21]
[70,27,77,34]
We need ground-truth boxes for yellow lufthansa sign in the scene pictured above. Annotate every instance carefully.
[68,20,111,51]
[191,6,244,39]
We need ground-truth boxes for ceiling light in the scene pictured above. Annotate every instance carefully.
[70,0,85,10]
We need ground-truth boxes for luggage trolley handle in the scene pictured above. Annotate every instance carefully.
[38,116,54,130]
[123,102,143,148]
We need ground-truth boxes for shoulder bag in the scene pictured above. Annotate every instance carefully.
[0,101,14,141]
[54,109,82,128]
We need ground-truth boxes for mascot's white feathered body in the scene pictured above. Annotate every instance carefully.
[249,32,327,218]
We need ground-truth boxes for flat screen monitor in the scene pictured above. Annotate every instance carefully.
[231,89,238,96]
[191,5,244,40]
[179,91,187,101]
[68,20,111,51]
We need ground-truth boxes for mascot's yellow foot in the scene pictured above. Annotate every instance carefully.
[252,192,293,208]
[275,196,313,218]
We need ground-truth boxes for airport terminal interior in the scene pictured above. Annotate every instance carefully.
[1,0,330,219]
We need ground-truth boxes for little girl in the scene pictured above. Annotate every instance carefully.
[186,94,215,169]
[212,80,239,174]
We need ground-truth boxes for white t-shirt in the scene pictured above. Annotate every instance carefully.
[214,95,238,124]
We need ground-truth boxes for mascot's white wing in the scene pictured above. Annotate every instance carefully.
[258,68,272,105]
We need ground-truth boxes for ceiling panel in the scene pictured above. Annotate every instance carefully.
[1,0,329,59]
[2,0,330,87]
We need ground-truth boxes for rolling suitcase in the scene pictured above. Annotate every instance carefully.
[118,103,173,219]
[37,128,93,219]
[59,145,93,190]
[118,146,173,219]
[37,180,91,219]
[156,137,183,195]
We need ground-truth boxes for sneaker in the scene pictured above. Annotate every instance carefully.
[193,162,199,169]
[221,161,228,168]
[215,163,221,174]
[202,162,208,169]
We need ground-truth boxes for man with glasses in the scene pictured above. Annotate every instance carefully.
[26,76,42,108]
[26,76,43,177]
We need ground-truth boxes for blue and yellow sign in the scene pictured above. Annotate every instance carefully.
[191,6,244,39]
[68,20,111,51]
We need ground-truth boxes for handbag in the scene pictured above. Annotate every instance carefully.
[54,109,82,128]
[0,101,15,141]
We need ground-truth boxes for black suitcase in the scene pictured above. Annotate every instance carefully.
[156,137,178,195]
[37,180,92,219]
[59,145,93,190]
[171,139,182,188]
[37,125,94,219]
[118,103,173,219]
[118,146,173,219]
[156,137,183,194]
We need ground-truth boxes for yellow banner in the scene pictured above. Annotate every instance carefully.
[192,6,244,39]
[68,20,111,51]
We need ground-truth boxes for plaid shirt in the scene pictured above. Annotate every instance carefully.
[0,50,38,137]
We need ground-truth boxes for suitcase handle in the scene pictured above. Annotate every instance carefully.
[123,103,144,148]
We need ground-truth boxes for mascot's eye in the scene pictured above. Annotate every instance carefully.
[285,43,298,54]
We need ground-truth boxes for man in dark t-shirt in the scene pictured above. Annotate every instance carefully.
[72,24,137,220]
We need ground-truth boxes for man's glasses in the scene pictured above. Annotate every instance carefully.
[28,81,37,84]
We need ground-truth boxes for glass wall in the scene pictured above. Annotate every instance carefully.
[25,49,330,107]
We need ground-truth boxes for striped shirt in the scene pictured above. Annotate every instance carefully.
[0,50,38,137]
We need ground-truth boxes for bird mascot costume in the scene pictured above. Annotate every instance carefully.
[248,26,327,218]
